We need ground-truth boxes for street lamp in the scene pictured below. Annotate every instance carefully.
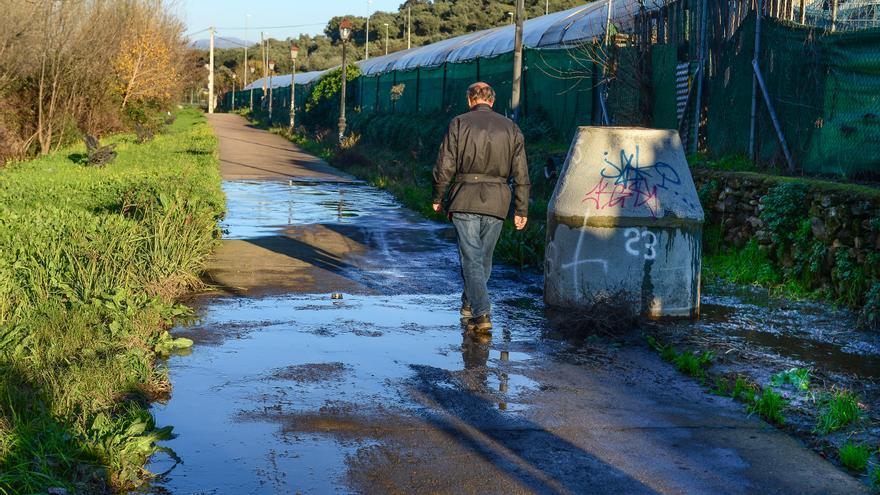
[289,43,299,133]
[384,23,389,55]
[231,73,236,111]
[268,60,275,122]
[338,18,352,144]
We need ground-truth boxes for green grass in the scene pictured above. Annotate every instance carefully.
[0,109,223,493]
[815,390,862,434]
[647,336,714,379]
[748,388,787,425]
[838,442,872,472]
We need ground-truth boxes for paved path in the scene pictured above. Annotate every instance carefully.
[143,114,866,494]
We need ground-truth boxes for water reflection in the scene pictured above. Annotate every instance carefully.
[461,331,521,411]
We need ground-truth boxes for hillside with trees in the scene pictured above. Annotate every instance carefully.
[206,0,586,91]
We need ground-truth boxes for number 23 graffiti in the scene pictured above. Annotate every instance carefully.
[624,228,658,260]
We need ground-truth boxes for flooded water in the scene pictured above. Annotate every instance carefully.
[141,179,877,494]
[658,285,880,381]
[141,180,545,493]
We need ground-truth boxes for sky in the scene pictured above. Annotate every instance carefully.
[179,0,405,42]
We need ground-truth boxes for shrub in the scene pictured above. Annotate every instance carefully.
[859,282,880,330]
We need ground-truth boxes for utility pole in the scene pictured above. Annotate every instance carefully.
[407,5,412,49]
[231,73,236,111]
[799,0,806,23]
[511,0,525,121]
[546,0,549,15]
[208,27,215,114]
[366,0,373,59]
[384,23,389,55]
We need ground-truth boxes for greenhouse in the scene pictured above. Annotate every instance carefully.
[244,0,652,91]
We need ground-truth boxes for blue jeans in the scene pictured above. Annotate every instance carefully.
[452,212,503,318]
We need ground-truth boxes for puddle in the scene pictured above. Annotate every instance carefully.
[142,180,544,494]
[143,179,879,493]
[221,180,400,238]
[659,284,880,380]
[144,293,541,494]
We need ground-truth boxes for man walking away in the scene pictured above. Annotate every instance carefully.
[432,82,530,334]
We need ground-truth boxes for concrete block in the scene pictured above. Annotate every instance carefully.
[544,127,704,318]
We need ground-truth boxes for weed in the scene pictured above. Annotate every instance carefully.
[0,109,222,493]
[815,390,861,434]
[673,350,715,378]
[703,240,783,287]
[732,376,757,403]
[748,388,786,425]
[838,442,871,472]
[646,336,714,379]
[861,282,880,330]
[770,368,811,392]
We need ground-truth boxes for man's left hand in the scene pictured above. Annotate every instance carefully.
[432,203,441,213]
[514,215,528,230]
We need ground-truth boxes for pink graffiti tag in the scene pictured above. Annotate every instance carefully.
[582,146,679,219]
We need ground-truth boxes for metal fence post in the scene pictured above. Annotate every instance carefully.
[749,0,763,161]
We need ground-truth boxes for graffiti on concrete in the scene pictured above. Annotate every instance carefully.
[582,146,685,218]
[624,227,658,260]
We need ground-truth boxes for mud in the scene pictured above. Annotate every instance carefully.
[650,281,880,476]
[137,114,869,494]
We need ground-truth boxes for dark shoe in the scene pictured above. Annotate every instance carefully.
[460,304,473,319]
[466,314,492,333]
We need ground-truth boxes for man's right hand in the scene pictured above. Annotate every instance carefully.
[432,203,441,213]
[514,215,528,230]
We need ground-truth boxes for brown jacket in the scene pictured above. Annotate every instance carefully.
[432,104,530,219]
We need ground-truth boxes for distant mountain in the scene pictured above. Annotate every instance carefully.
[190,37,252,50]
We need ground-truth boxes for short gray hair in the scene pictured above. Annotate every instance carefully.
[467,82,496,103]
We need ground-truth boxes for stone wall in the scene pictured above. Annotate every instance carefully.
[692,169,880,308]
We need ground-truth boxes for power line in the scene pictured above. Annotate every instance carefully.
[214,22,326,31]
[184,26,213,38]
[215,35,251,48]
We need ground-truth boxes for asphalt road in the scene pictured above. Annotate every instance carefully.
[140,113,866,494]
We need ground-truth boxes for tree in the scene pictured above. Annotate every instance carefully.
[115,20,182,109]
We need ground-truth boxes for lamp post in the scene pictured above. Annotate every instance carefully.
[231,73,236,111]
[365,0,373,59]
[384,23,389,55]
[289,43,299,133]
[249,66,255,111]
[268,60,275,122]
[338,18,352,144]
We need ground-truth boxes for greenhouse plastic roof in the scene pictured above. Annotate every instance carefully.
[245,0,653,88]
[245,69,327,90]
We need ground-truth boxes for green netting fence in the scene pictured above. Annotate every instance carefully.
[223,14,880,177]
[700,14,880,176]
